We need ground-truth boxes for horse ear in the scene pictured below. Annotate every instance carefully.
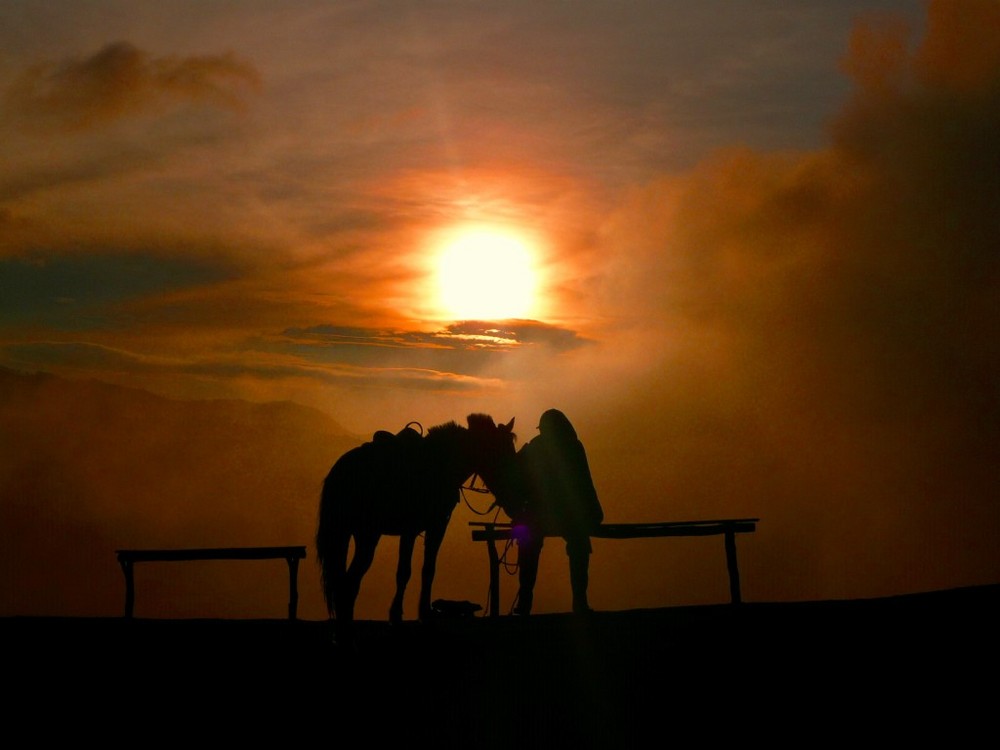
[503,417,515,432]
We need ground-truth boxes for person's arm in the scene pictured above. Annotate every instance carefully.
[575,441,604,525]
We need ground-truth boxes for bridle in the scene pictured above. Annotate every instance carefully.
[461,472,500,516]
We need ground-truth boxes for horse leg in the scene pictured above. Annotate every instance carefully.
[335,532,379,644]
[390,533,416,625]
[418,520,448,622]
[322,527,352,619]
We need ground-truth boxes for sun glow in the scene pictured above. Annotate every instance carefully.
[434,225,541,321]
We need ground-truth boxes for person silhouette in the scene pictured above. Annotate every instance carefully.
[511,409,604,615]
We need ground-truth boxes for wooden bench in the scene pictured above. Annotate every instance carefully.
[115,546,307,620]
[470,519,759,617]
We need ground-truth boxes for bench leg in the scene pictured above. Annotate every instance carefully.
[486,538,501,618]
[120,560,135,619]
[724,530,742,604]
[287,557,300,620]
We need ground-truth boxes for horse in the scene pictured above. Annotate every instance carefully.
[316,413,518,643]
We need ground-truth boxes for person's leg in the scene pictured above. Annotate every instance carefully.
[567,537,593,614]
[515,534,543,615]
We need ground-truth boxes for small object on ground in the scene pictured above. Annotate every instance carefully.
[431,599,483,618]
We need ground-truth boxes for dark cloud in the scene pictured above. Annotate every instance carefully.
[445,320,592,351]
[286,319,589,352]
[283,325,453,350]
[0,253,233,329]
[4,41,261,133]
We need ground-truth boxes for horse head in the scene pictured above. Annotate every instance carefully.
[465,413,521,517]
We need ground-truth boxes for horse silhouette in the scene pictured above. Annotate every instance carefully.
[316,413,517,643]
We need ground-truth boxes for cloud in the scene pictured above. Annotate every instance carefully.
[0,341,176,371]
[583,0,1000,601]
[607,0,998,396]
[285,319,589,352]
[4,41,261,133]
[444,320,592,351]
[0,252,233,328]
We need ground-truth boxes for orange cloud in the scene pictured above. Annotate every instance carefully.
[584,0,1000,602]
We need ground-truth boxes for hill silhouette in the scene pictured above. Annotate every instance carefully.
[0,367,361,618]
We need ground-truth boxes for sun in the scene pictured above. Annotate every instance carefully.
[434,225,541,321]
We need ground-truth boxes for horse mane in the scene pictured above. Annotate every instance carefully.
[425,413,497,440]
[426,419,464,439]
[466,413,498,432]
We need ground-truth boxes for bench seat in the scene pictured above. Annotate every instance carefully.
[470,519,758,616]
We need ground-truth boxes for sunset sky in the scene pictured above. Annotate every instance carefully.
[2,0,998,614]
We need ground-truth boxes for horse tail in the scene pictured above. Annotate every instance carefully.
[316,458,352,618]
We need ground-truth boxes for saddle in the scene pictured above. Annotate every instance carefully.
[372,421,423,446]
[368,421,424,468]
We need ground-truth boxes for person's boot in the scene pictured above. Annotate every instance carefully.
[570,552,593,614]
[514,588,533,616]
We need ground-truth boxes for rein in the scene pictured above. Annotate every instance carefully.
[461,473,502,517]
[463,472,521,615]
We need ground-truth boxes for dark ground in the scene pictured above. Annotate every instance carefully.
[5,585,997,745]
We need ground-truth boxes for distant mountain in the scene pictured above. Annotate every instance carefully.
[0,367,362,618]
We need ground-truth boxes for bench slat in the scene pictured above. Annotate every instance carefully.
[116,546,306,563]
[471,520,758,542]
[596,521,757,538]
